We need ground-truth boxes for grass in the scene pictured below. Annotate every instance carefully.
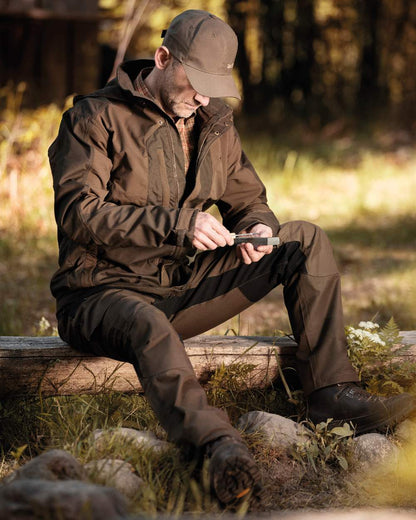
[2,87,416,513]
[0,369,298,514]
[2,359,416,514]
[0,370,368,513]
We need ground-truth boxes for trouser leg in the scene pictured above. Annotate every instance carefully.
[279,222,358,395]
[156,220,358,395]
[57,289,241,447]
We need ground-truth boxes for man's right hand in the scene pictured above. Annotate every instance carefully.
[192,212,234,251]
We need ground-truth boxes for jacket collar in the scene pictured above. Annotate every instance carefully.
[74,59,234,125]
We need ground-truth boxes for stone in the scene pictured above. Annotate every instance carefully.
[237,411,307,451]
[92,427,171,454]
[0,479,127,520]
[4,449,86,483]
[351,433,399,471]
[85,458,144,499]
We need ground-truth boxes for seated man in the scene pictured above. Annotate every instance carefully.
[48,9,415,505]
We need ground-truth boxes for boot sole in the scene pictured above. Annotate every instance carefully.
[210,446,263,505]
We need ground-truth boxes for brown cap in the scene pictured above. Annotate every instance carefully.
[162,10,240,100]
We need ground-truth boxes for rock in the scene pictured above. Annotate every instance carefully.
[0,479,127,520]
[92,427,171,454]
[237,411,307,451]
[85,458,144,499]
[4,449,86,483]
[351,433,399,471]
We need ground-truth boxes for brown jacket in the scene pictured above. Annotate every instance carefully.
[49,60,279,308]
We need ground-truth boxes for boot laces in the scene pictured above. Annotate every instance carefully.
[335,383,382,403]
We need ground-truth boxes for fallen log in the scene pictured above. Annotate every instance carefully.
[0,335,297,398]
[1,332,415,399]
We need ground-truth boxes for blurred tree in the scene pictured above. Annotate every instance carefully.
[223,0,416,128]
[379,0,416,127]
[356,0,382,112]
[226,0,316,116]
[107,0,160,81]
[225,0,254,109]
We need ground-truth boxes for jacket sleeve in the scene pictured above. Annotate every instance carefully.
[49,107,199,249]
[217,127,280,234]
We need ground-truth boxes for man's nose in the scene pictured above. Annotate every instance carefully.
[194,92,210,106]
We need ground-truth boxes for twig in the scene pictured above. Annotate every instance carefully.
[108,0,158,82]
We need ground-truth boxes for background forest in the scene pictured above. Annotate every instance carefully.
[100,0,416,127]
[1,0,416,335]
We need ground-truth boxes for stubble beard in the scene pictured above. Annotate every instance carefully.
[162,92,199,118]
[159,67,199,118]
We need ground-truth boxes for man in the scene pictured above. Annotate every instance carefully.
[49,10,415,505]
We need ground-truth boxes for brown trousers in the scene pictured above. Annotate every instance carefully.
[57,221,358,447]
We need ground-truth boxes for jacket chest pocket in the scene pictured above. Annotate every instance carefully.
[108,149,149,206]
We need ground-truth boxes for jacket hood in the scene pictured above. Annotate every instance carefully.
[73,59,153,105]
[73,59,233,121]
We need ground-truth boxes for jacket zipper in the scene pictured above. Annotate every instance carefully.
[165,122,181,204]
[196,117,230,173]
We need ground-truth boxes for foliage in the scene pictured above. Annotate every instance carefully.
[34,316,58,337]
[1,336,415,512]
[358,437,416,508]
[292,419,354,472]
[206,362,256,408]
[0,84,61,335]
[346,319,398,378]
[205,360,299,424]
[346,318,416,394]
[0,83,65,181]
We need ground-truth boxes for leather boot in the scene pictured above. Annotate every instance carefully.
[206,435,263,505]
[307,383,416,435]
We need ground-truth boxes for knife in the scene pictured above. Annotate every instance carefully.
[230,233,280,246]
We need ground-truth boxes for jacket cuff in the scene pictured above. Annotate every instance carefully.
[175,208,200,247]
[234,213,280,236]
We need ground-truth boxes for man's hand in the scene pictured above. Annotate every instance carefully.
[237,223,274,264]
[192,212,234,251]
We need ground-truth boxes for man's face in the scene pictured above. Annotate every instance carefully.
[159,58,210,118]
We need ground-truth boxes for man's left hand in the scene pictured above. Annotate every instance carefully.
[237,223,274,265]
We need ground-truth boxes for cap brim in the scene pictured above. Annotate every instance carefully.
[183,63,241,100]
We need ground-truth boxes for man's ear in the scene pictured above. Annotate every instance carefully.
[154,46,172,70]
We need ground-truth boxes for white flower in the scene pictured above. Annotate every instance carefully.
[358,321,380,330]
[346,325,386,347]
